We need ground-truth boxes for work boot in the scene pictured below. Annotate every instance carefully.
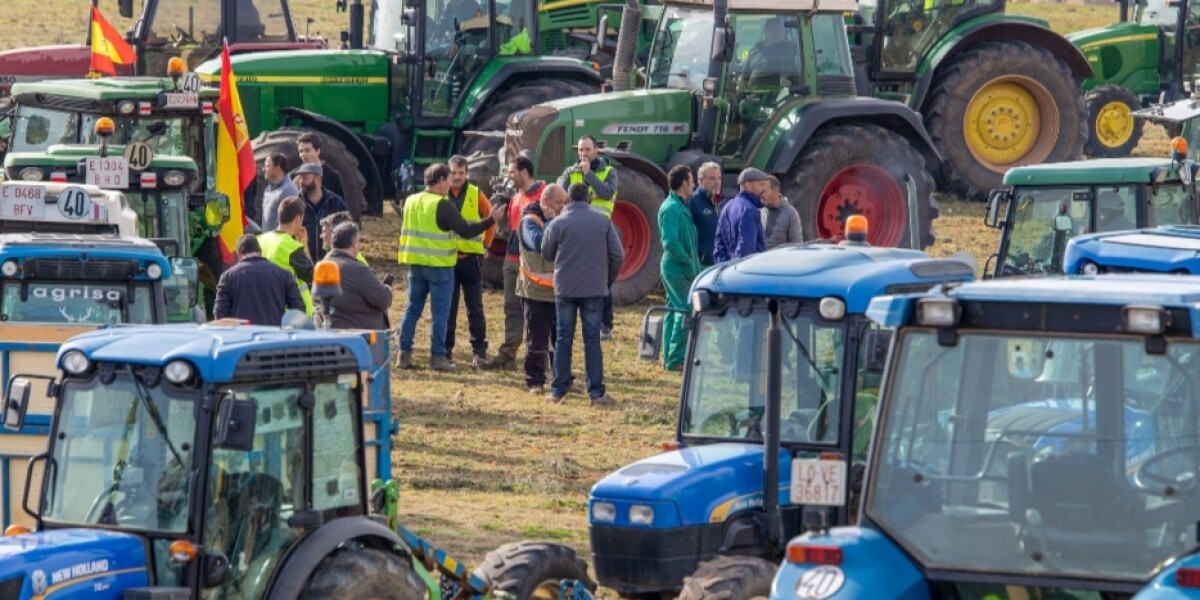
[472,354,490,369]
[528,385,545,395]
[396,352,414,370]
[429,356,456,372]
[590,394,616,407]
[481,354,516,371]
[547,390,567,403]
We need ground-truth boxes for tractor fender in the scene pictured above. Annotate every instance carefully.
[457,58,603,126]
[604,149,668,189]
[264,516,403,600]
[912,18,1094,109]
[762,99,942,175]
[278,107,384,216]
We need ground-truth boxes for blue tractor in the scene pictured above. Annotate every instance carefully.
[591,232,975,598]
[773,276,1200,599]
[1064,224,1200,275]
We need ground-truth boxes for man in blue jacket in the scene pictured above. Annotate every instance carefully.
[713,168,769,263]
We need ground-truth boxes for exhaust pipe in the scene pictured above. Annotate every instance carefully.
[611,0,641,91]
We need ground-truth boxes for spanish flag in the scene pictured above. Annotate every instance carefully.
[89,6,135,76]
[215,41,254,265]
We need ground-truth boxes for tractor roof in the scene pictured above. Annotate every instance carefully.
[666,0,858,13]
[59,324,375,383]
[0,232,162,255]
[12,76,218,103]
[1065,225,1200,274]
[1003,157,1177,186]
[694,243,974,313]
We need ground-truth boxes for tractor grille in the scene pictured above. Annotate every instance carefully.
[817,76,855,97]
[24,258,138,281]
[0,575,23,598]
[505,105,562,177]
[234,344,360,382]
[538,126,567,177]
[240,86,262,133]
[275,86,304,111]
[542,31,568,52]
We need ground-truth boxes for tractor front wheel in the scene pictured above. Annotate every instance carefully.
[678,555,776,600]
[1084,84,1143,158]
[474,541,597,600]
[610,167,666,305]
[785,123,936,249]
[250,127,368,223]
[300,546,426,599]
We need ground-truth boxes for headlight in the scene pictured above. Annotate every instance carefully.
[163,360,194,384]
[1080,261,1099,276]
[0,261,18,277]
[117,100,136,115]
[19,167,44,182]
[818,297,846,320]
[591,502,616,523]
[162,170,187,187]
[915,298,959,327]
[62,351,91,375]
[145,263,163,280]
[629,505,654,525]
[1125,305,1166,334]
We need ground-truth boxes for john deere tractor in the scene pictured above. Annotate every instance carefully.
[851,0,1092,201]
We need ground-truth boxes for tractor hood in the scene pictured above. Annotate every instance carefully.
[0,45,131,97]
[1068,21,1160,88]
[0,529,150,596]
[589,443,791,527]
[1067,20,1158,49]
[504,88,695,179]
[195,48,389,84]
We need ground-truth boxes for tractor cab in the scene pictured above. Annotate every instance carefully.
[774,276,1200,598]
[983,152,1200,278]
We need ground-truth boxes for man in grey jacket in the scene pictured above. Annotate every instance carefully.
[315,223,394,330]
[541,183,623,406]
[761,175,803,249]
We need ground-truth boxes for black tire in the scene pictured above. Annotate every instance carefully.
[250,127,368,223]
[1084,84,1144,158]
[924,40,1087,202]
[299,546,426,599]
[459,79,599,158]
[474,541,596,600]
[610,166,665,305]
[784,123,937,249]
[678,555,776,600]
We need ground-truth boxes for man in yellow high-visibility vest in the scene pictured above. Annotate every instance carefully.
[557,134,620,339]
[258,196,315,315]
[397,163,504,371]
[445,155,496,368]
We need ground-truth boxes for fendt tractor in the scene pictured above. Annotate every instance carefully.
[507,0,947,303]
[0,0,324,97]
[1063,223,1200,275]
[850,0,1092,200]
[591,222,975,597]
[983,142,1200,278]
[773,276,1200,599]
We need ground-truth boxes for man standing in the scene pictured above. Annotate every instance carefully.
[295,162,349,262]
[558,135,620,340]
[761,175,803,249]
[517,184,567,394]
[713,168,769,263]
[446,155,496,368]
[659,166,703,371]
[260,152,297,232]
[258,196,315,315]
[690,161,722,267]
[398,164,503,371]
[315,223,393,330]
[483,156,544,371]
[297,132,345,199]
[214,234,305,325]
[542,183,623,406]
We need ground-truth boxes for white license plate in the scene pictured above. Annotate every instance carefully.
[86,157,129,189]
[790,457,846,507]
[0,184,45,219]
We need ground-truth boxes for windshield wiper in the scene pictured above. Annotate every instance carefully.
[128,365,184,466]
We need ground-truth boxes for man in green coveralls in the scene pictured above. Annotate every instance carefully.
[658,165,703,371]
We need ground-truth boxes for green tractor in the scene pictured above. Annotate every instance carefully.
[851,0,1092,201]
[506,0,943,303]
[1067,0,1200,158]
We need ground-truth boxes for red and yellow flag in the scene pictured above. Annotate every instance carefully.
[215,42,255,265]
[89,6,135,76]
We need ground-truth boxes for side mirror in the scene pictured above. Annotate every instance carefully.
[639,311,666,361]
[984,189,1009,229]
[202,553,230,588]
[711,21,735,63]
[216,398,257,451]
[862,329,893,374]
[1054,215,1074,232]
[118,0,134,19]
[205,192,231,228]
[2,377,32,431]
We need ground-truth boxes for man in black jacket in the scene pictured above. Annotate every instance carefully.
[296,162,349,261]
[315,223,393,330]
[214,234,306,325]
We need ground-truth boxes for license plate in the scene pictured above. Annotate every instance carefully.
[85,157,129,189]
[790,457,846,507]
[161,91,199,108]
[0,184,46,219]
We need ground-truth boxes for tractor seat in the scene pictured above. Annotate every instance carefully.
[1024,453,1144,556]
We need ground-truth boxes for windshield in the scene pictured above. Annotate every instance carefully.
[647,6,715,91]
[1138,0,1179,26]
[0,281,155,324]
[13,107,79,152]
[128,190,192,255]
[1147,183,1198,226]
[681,308,846,445]
[44,372,197,533]
[1002,188,1092,276]
[869,330,1200,582]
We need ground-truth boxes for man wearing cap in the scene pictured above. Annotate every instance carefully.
[295,162,349,261]
[713,168,769,263]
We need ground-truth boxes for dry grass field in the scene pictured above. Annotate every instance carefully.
[0,0,1179,591]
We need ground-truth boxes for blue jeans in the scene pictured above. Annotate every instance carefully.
[399,265,454,357]
[552,296,606,399]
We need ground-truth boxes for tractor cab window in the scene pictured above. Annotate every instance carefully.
[310,381,364,512]
[13,107,78,152]
[1095,185,1138,232]
[144,0,222,74]
[1001,187,1090,276]
[1147,182,1198,226]
[204,384,307,600]
[869,331,1200,582]
[681,305,846,447]
[811,14,853,78]
[126,189,193,257]
[420,0,493,117]
[714,14,803,158]
[232,0,293,42]
[877,0,1002,73]
[647,6,715,91]
[0,281,155,324]
[496,0,536,55]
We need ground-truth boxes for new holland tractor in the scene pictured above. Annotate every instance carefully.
[850,0,1092,201]
[506,0,947,303]
[1063,223,1200,275]
[773,276,1200,599]
[590,224,974,598]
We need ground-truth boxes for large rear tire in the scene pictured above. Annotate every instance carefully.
[1084,84,1143,158]
[459,78,598,164]
[678,555,775,600]
[924,40,1086,201]
[250,127,368,223]
[784,123,937,249]
[610,167,665,305]
[299,546,426,600]
[474,541,596,600]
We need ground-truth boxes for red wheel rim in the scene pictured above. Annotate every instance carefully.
[817,164,908,247]
[612,199,650,281]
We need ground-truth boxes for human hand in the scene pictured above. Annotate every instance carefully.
[578,158,591,175]
[489,202,505,222]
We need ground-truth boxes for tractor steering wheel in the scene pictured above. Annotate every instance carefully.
[1132,444,1200,497]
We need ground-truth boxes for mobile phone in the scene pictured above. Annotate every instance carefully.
[382,273,396,286]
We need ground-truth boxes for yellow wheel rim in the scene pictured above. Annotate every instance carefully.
[963,76,1059,172]
[1094,99,1134,149]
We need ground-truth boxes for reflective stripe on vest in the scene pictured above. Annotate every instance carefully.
[518,213,555,289]
[569,166,615,219]
[257,230,314,315]
[455,185,486,255]
[397,192,457,267]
